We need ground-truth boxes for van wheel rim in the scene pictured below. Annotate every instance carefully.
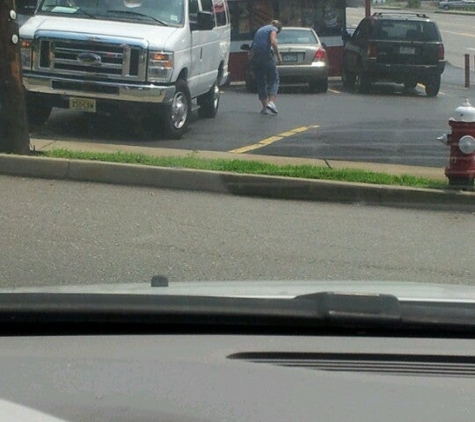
[212,83,220,110]
[171,92,188,129]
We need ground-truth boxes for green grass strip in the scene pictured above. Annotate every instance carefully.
[43,149,447,190]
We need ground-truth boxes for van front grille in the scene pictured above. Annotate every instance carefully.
[33,33,147,82]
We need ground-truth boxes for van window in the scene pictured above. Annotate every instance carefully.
[201,0,213,12]
[213,0,227,26]
[189,0,198,24]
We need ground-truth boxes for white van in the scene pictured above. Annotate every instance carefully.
[19,0,230,138]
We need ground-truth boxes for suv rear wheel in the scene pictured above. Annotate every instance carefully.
[356,70,372,93]
[425,74,441,97]
[342,66,356,90]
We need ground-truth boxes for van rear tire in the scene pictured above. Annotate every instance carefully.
[197,80,220,118]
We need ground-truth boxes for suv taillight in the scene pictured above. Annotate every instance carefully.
[438,44,445,60]
[313,48,327,62]
[368,43,377,58]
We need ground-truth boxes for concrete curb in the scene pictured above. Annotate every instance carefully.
[1,153,474,211]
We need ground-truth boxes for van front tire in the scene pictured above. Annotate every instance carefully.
[27,98,52,128]
[161,80,191,139]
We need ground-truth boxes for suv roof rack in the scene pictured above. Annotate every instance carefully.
[371,12,429,19]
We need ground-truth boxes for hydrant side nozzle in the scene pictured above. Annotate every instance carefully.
[437,133,449,146]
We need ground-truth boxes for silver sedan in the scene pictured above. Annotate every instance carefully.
[277,27,329,93]
[243,27,329,94]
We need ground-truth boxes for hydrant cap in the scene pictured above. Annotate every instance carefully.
[453,99,475,122]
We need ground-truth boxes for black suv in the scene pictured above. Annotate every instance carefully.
[341,12,445,96]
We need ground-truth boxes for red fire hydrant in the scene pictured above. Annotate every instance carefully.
[440,100,475,190]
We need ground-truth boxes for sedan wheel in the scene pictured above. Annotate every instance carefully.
[309,79,328,94]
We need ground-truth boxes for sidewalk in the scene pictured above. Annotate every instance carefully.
[30,138,447,181]
[1,138,472,212]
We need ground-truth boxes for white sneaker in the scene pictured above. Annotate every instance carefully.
[260,108,269,115]
[266,101,278,114]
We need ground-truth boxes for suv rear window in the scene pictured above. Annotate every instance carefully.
[374,20,441,42]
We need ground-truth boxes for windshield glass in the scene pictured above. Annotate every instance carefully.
[277,29,319,44]
[0,0,473,297]
[373,20,441,41]
[38,0,184,25]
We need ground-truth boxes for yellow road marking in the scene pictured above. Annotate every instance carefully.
[291,126,311,133]
[229,125,319,154]
[258,136,283,146]
[328,88,341,94]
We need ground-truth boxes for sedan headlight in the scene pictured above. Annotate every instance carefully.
[20,39,32,69]
[147,51,174,83]
[459,135,475,155]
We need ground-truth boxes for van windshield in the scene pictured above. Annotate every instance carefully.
[38,0,184,25]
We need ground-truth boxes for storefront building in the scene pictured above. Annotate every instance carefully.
[228,0,346,81]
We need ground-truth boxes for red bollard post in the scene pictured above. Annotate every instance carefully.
[465,54,470,88]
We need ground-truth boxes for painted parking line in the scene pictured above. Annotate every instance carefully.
[229,125,319,154]
[443,30,475,38]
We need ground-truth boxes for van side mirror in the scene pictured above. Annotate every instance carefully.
[197,11,214,30]
[240,44,251,51]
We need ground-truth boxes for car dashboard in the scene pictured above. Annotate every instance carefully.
[1,333,475,422]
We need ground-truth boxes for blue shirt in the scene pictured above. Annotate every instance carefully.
[251,24,278,56]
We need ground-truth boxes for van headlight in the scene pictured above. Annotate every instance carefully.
[20,39,32,69]
[147,51,174,83]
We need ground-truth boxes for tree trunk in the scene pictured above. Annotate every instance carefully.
[0,0,30,155]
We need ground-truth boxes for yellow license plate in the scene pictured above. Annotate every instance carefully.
[69,97,96,112]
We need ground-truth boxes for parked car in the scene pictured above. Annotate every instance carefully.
[439,0,475,10]
[341,12,445,97]
[242,27,329,94]
[19,0,231,139]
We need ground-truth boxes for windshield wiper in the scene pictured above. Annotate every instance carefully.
[1,291,475,337]
[106,9,168,25]
[73,7,96,18]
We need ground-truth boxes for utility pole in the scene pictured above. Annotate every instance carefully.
[0,0,30,154]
